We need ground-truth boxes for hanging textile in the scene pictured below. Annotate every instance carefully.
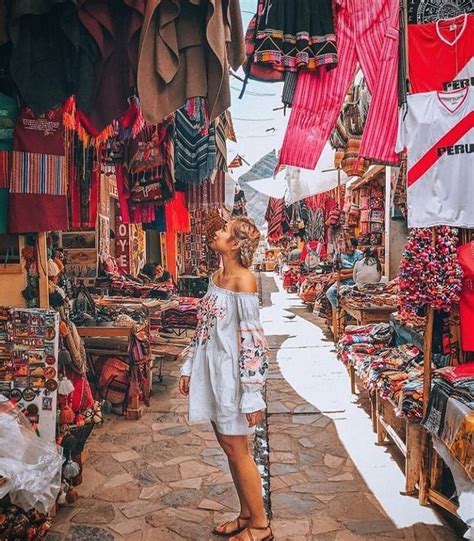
[128,119,175,208]
[0,150,11,188]
[306,208,326,242]
[143,206,166,232]
[0,187,7,233]
[78,0,145,132]
[63,93,144,150]
[282,72,298,108]
[8,0,78,114]
[391,159,407,219]
[0,95,9,228]
[14,106,65,155]
[68,135,99,230]
[253,0,338,73]
[265,197,285,241]
[215,114,229,172]
[175,99,217,184]
[458,242,474,352]
[10,152,67,196]
[9,193,68,233]
[138,0,245,124]
[232,188,248,217]
[407,0,473,24]
[396,88,474,228]
[408,14,474,94]
[10,103,69,232]
[399,227,463,318]
[0,93,18,150]
[279,0,400,169]
[165,191,191,233]
[186,171,226,209]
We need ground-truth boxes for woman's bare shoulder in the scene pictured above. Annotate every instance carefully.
[234,269,257,293]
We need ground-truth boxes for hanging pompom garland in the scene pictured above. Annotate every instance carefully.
[399,226,463,319]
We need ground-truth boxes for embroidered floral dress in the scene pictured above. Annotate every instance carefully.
[180,277,269,435]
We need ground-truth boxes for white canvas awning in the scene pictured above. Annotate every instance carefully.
[247,144,353,203]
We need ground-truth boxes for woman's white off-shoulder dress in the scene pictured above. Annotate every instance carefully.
[180,277,269,435]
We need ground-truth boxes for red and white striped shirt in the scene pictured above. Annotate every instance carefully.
[396,87,474,228]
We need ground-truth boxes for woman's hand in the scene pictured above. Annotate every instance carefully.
[246,410,264,427]
[179,376,190,396]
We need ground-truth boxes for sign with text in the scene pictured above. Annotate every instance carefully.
[115,213,131,273]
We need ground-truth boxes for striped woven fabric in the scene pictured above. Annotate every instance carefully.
[175,105,217,184]
[0,151,12,189]
[282,72,298,107]
[10,151,67,195]
[186,170,225,209]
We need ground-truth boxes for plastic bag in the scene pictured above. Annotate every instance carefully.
[0,397,63,513]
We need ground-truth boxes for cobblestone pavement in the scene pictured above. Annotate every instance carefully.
[47,275,463,540]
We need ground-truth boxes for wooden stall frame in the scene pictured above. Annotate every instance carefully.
[77,326,145,420]
[375,393,424,496]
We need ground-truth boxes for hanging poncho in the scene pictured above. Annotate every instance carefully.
[174,99,217,184]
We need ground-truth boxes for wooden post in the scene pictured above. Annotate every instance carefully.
[349,364,356,395]
[404,422,423,496]
[419,228,436,505]
[37,232,49,309]
[384,166,391,279]
[423,306,435,417]
[375,393,387,445]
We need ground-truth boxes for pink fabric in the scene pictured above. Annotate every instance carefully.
[279,0,400,169]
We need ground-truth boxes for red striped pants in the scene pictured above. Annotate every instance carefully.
[279,0,400,169]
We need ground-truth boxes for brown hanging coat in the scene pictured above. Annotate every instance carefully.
[138,0,245,124]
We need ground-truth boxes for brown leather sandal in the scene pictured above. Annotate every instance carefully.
[230,524,274,541]
[212,516,251,537]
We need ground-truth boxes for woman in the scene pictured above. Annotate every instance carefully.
[353,247,382,287]
[179,217,273,541]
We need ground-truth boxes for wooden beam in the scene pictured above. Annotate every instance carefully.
[37,232,49,309]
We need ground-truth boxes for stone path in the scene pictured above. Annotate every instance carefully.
[47,275,464,540]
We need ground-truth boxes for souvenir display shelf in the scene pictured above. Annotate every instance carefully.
[0,308,59,442]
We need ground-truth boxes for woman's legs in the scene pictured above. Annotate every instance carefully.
[212,424,268,529]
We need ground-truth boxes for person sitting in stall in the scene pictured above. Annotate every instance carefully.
[326,237,363,310]
[138,263,157,283]
[154,263,173,285]
[193,260,209,277]
[353,247,382,288]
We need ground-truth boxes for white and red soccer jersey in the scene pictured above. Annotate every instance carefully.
[396,87,474,228]
[408,14,474,93]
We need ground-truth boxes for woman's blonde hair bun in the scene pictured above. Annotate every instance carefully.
[231,217,261,268]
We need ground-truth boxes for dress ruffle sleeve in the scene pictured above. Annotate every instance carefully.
[180,337,196,377]
[236,294,269,413]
